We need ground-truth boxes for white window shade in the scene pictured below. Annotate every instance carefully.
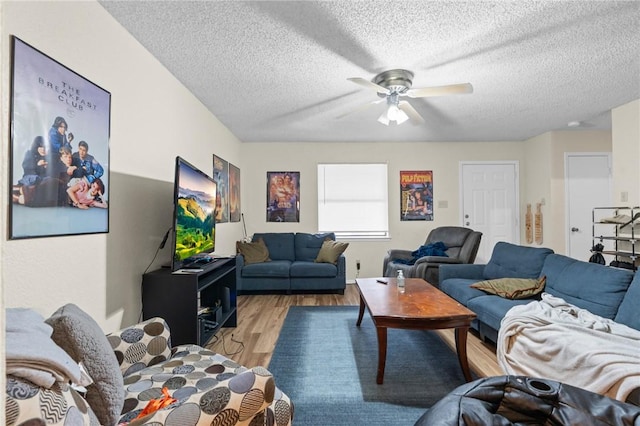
[317,163,389,238]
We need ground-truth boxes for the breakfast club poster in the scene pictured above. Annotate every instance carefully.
[10,37,111,239]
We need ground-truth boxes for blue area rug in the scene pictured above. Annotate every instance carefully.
[268,306,471,425]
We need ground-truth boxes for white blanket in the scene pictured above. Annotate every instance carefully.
[497,293,640,402]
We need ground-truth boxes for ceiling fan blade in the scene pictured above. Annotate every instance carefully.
[336,98,385,119]
[406,83,473,98]
[398,101,425,125]
[347,77,390,95]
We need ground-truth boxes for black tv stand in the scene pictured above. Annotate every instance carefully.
[142,257,236,346]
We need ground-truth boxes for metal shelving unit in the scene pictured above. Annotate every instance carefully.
[592,207,639,269]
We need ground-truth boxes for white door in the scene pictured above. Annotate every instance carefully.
[460,162,519,263]
[565,153,612,260]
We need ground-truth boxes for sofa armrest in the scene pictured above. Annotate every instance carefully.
[122,355,293,426]
[386,249,413,260]
[383,249,413,275]
[414,256,462,266]
[235,254,245,290]
[236,253,245,268]
[6,375,100,425]
[106,317,172,376]
[439,264,486,285]
[337,253,347,279]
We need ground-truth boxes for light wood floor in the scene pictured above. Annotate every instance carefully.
[206,284,503,377]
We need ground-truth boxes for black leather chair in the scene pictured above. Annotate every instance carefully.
[383,226,482,287]
[415,375,640,425]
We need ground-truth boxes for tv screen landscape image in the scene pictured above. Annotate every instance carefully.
[172,157,217,270]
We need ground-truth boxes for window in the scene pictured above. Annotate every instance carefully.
[317,163,389,239]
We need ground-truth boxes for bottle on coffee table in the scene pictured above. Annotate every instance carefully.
[397,270,405,293]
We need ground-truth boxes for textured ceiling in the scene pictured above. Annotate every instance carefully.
[99,1,640,143]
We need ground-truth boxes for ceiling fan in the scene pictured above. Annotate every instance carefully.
[345,69,473,126]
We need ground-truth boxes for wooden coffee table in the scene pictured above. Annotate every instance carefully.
[355,277,477,384]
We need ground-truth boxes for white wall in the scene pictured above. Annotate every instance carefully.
[522,131,614,253]
[612,99,640,206]
[1,1,243,333]
[522,132,553,247]
[240,141,528,279]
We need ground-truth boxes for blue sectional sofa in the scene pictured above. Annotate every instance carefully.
[235,232,346,294]
[439,241,640,343]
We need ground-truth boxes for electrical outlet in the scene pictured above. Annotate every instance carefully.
[356,259,361,271]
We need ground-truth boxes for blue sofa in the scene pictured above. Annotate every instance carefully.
[439,241,640,343]
[236,232,346,294]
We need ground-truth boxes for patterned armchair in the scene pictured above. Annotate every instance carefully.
[5,304,293,426]
[383,226,482,287]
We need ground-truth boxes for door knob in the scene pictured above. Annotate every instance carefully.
[571,227,579,232]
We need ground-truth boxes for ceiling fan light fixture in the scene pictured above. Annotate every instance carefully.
[387,104,400,120]
[377,111,390,126]
[392,106,409,124]
[377,103,409,126]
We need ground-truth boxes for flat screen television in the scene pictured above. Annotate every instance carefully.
[171,156,217,271]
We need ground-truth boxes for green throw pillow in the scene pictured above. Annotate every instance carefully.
[470,276,546,299]
[236,238,271,264]
[315,239,349,264]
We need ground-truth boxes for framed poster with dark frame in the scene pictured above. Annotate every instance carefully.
[400,170,433,221]
[9,36,111,239]
[229,163,241,222]
[267,171,300,222]
[212,155,229,223]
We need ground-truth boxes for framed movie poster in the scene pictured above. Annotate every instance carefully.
[212,155,229,223]
[229,163,241,222]
[400,170,433,221]
[267,171,300,222]
[9,37,111,239]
